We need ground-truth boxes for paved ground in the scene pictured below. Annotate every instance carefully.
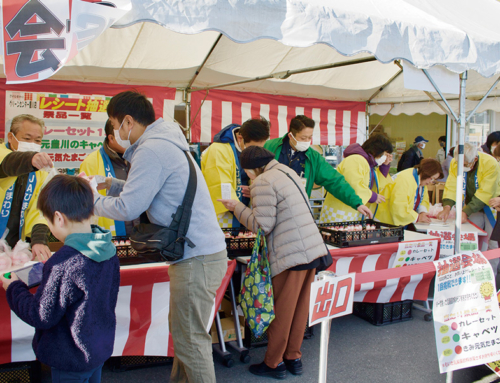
[37,307,500,382]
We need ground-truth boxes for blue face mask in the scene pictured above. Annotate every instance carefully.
[114,119,131,150]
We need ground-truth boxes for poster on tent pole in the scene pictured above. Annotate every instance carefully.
[427,230,478,258]
[4,90,153,169]
[432,251,500,374]
[1,0,130,84]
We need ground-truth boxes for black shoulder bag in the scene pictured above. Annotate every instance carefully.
[130,152,197,262]
[277,169,333,272]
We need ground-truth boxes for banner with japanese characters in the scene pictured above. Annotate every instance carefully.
[2,0,130,84]
[391,240,439,268]
[433,252,500,373]
[427,230,478,258]
[4,90,146,168]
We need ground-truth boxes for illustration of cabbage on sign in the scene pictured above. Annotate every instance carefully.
[2,0,130,84]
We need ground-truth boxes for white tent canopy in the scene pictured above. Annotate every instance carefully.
[1,0,500,115]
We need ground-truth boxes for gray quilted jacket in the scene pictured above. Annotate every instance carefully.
[234,160,327,277]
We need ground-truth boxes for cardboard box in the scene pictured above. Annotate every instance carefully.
[210,316,245,344]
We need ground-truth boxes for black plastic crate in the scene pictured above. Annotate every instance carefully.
[353,300,413,326]
[0,361,41,383]
[222,228,257,259]
[106,356,172,372]
[112,236,163,266]
[317,219,403,248]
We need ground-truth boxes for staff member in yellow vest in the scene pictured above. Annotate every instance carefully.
[377,159,443,226]
[438,143,500,256]
[80,120,131,236]
[201,118,270,228]
[319,134,393,223]
[264,115,372,220]
[0,114,52,261]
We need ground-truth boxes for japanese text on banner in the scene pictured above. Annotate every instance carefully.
[391,240,439,268]
[5,91,153,169]
[427,230,478,258]
[432,252,500,374]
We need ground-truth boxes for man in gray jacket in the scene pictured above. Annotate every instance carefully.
[94,91,227,383]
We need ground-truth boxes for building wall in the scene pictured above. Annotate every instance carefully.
[369,113,447,160]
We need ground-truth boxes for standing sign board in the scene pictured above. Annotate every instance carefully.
[309,273,355,327]
[432,252,500,373]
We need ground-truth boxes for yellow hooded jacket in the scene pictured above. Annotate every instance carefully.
[79,148,123,236]
[319,154,379,223]
[0,143,48,241]
[444,152,499,214]
[376,168,430,226]
[201,142,240,227]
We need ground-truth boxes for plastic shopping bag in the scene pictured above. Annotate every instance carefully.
[239,229,275,337]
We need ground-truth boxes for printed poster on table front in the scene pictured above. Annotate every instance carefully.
[432,251,500,373]
[391,240,439,268]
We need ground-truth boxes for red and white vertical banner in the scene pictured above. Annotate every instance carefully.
[1,0,130,84]
[190,89,366,145]
[432,252,500,373]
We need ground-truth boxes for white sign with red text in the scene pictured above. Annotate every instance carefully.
[433,251,500,373]
[309,273,355,327]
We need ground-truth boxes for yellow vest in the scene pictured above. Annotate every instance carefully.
[319,155,379,223]
[79,149,121,236]
[376,168,430,226]
[201,143,239,227]
[0,144,48,241]
[444,152,500,205]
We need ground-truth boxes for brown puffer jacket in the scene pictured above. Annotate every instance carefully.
[234,160,327,277]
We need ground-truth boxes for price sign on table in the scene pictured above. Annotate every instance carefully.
[426,230,478,258]
[391,240,439,268]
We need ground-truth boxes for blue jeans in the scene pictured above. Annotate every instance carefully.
[51,364,103,383]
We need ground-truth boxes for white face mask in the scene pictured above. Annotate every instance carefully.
[420,143,426,149]
[375,154,387,166]
[463,166,472,173]
[291,133,310,152]
[114,119,131,150]
[13,135,41,152]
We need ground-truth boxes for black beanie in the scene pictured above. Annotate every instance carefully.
[240,146,275,169]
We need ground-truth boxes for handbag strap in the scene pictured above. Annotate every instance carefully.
[277,168,330,255]
[176,152,197,243]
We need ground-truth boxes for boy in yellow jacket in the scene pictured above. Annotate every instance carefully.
[80,120,132,236]
[0,114,51,261]
[201,118,270,228]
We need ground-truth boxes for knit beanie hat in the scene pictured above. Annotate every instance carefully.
[240,146,275,169]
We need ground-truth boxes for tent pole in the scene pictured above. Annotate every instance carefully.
[184,89,191,142]
[191,56,377,91]
[466,75,500,123]
[424,91,451,116]
[455,72,467,253]
[446,116,451,155]
[187,33,223,90]
[421,69,459,123]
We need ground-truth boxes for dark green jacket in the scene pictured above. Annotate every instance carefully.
[264,134,362,209]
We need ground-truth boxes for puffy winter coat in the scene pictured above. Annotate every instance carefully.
[234,160,327,277]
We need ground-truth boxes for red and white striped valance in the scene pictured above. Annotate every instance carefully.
[190,89,366,145]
